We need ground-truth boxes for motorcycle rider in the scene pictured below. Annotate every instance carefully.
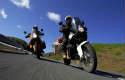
[59,16,73,59]
[25,25,44,52]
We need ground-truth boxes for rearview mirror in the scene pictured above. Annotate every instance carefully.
[81,21,85,25]
[59,22,63,25]
[41,29,43,31]
[24,31,27,34]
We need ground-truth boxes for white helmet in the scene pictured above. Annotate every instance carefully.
[65,15,72,21]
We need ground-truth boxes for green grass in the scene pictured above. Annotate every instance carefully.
[49,44,125,59]
[92,44,125,58]
[48,53,62,60]
[47,43,125,74]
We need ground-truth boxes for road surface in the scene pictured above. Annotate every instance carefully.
[0,52,125,80]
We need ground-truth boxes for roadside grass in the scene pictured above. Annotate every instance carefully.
[93,44,125,74]
[93,44,125,54]
[48,53,62,61]
[48,44,125,74]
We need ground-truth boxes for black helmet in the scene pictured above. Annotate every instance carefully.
[33,25,38,30]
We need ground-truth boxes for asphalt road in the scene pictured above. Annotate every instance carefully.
[0,52,125,80]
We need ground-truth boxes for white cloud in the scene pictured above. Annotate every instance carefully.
[47,12,61,23]
[10,0,30,9]
[0,9,8,19]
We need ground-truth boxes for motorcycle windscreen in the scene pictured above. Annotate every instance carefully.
[72,17,82,32]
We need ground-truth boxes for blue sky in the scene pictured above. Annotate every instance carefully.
[0,0,124,52]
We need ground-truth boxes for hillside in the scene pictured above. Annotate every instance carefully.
[7,36,28,49]
[48,44,125,74]
[0,34,28,49]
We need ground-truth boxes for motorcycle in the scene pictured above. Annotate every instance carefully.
[59,17,97,73]
[24,28,46,59]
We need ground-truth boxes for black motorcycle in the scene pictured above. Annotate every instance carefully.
[59,17,97,73]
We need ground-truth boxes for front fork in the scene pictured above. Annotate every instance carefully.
[77,41,88,59]
[33,42,41,53]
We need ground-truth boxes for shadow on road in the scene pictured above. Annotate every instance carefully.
[70,64,125,78]
[39,57,64,64]
[94,70,125,79]
[39,57,125,79]
[69,64,125,79]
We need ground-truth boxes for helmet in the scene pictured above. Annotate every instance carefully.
[65,16,72,21]
[32,25,38,30]
[33,25,38,27]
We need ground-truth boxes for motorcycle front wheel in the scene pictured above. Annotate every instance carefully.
[34,42,41,59]
[80,42,97,73]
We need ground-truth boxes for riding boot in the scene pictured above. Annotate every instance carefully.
[63,53,67,59]
[66,55,71,59]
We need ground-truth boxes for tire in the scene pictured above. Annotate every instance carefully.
[80,42,97,73]
[63,58,71,65]
[34,42,41,59]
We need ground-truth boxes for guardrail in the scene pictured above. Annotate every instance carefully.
[0,41,32,54]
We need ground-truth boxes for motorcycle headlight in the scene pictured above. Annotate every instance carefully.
[78,27,84,32]
[32,33,37,38]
